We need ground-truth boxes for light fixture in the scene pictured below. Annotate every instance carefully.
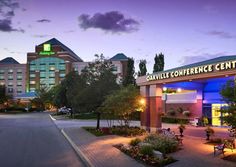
[177,88,182,93]
[163,87,167,91]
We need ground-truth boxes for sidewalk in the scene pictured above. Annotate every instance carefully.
[166,136,236,167]
[63,127,144,167]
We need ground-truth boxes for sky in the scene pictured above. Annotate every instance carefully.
[0,0,236,73]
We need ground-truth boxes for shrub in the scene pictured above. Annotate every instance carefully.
[140,145,153,156]
[183,110,191,117]
[177,107,184,114]
[161,117,189,124]
[111,126,146,136]
[167,108,175,116]
[130,138,142,146]
[144,134,178,154]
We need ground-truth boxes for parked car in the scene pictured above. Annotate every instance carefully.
[58,107,71,114]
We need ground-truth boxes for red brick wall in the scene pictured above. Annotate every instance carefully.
[165,99,202,118]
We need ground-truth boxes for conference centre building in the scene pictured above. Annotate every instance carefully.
[136,56,236,130]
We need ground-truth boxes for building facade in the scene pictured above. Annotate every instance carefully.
[0,58,26,97]
[0,38,129,98]
[136,56,236,131]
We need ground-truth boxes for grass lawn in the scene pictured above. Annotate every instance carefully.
[83,127,108,136]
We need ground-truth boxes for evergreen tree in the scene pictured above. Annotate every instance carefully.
[153,53,165,72]
[138,60,147,76]
[122,57,135,86]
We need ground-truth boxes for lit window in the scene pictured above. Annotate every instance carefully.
[0,69,4,74]
[17,82,22,86]
[0,82,5,85]
[8,88,13,93]
[8,69,13,73]
[0,75,4,80]
[30,81,35,84]
[8,82,13,86]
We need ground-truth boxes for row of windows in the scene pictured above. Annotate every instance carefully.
[7,88,22,93]
[0,75,23,80]
[0,69,23,74]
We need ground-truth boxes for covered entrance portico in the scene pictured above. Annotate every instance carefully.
[136,56,236,132]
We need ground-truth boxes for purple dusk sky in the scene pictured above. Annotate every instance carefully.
[0,0,235,73]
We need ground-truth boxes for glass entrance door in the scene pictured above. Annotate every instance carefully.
[211,104,228,126]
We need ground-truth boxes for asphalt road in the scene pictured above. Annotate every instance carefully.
[0,112,85,167]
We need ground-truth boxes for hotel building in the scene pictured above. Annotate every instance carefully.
[0,38,129,97]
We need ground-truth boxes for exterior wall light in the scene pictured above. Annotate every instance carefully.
[163,87,167,91]
[177,88,182,93]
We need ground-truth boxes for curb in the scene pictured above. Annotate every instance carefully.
[48,114,94,167]
[49,114,56,121]
[61,129,94,167]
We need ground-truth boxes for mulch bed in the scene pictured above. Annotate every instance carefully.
[222,153,236,163]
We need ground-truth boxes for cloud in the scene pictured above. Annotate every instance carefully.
[78,11,139,33]
[205,30,236,39]
[0,0,23,32]
[36,19,51,23]
[32,34,52,38]
[179,52,228,65]
[0,19,22,32]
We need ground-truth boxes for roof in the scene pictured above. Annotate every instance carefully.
[38,38,83,62]
[15,92,36,99]
[110,53,128,61]
[0,57,19,64]
[155,55,236,74]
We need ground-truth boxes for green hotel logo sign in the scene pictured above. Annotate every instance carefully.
[39,44,55,55]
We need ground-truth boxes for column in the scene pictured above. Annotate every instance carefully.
[149,84,163,132]
[140,85,150,131]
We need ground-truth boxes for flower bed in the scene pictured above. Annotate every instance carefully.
[114,144,176,166]
[83,126,146,137]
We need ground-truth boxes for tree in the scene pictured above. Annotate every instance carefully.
[99,85,146,127]
[138,60,147,76]
[122,57,135,86]
[153,53,165,72]
[75,54,119,129]
[0,85,7,104]
[220,80,236,138]
[31,85,52,110]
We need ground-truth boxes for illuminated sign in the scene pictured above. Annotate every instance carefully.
[146,60,236,81]
[39,44,55,55]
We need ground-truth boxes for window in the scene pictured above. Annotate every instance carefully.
[0,69,4,74]
[29,88,35,92]
[30,65,36,71]
[17,75,22,80]
[17,88,22,94]
[8,88,14,93]
[17,81,22,86]
[49,72,55,78]
[8,69,13,73]
[30,73,36,78]
[40,72,46,78]
[8,82,13,86]
[59,73,65,78]
[17,69,22,73]
[8,75,13,80]
[30,81,35,84]
[0,75,4,80]
[0,82,5,85]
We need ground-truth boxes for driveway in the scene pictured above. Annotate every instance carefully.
[0,112,85,167]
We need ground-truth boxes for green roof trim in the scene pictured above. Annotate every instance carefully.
[155,55,236,74]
